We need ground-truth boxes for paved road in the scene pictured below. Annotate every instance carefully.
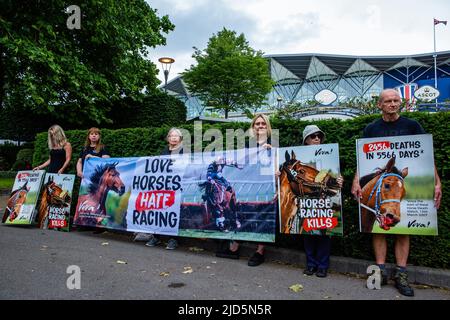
[0,225,449,301]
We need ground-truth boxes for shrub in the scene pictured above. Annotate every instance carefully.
[32,112,450,268]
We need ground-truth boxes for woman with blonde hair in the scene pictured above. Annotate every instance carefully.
[34,125,72,174]
[216,114,273,266]
[76,127,110,179]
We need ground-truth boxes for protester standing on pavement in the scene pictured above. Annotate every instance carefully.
[76,127,110,179]
[75,127,111,234]
[351,89,442,297]
[133,127,184,250]
[301,125,343,278]
[215,114,273,267]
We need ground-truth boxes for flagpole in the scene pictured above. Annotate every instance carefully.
[433,19,438,109]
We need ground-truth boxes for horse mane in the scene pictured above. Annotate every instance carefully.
[198,181,209,192]
[359,165,402,188]
[88,163,117,194]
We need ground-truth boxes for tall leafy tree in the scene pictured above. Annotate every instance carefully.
[0,0,174,125]
[182,28,274,118]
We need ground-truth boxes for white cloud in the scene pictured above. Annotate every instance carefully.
[146,0,450,82]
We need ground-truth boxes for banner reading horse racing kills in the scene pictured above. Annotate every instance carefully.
[356,134,438,235]
[37,173,75,232]
[73,148,276,242]
[277,144,343,236]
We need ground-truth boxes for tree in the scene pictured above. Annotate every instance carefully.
[0,0,174,125]
[182,28,274,118]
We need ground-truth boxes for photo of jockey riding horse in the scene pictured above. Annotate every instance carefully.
[179,149,277,243]
[199,156,242,232]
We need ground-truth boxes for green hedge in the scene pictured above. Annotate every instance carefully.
[106,93,187,129]
[32,112,450,268]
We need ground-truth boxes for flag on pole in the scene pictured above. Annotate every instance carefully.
[395,83,418,112]
[434,18,447,26]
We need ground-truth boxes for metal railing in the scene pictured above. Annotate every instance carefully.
[181,180,275,203]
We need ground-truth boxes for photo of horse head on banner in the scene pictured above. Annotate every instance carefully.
[74,160,130,228]
[359,157,408,232]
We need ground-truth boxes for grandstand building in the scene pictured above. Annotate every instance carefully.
[162,51,450,120]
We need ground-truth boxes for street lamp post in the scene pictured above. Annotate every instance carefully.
[158,57,175,93]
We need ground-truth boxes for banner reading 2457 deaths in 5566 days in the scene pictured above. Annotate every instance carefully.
[356,134,438,235]
[277,144,343,236]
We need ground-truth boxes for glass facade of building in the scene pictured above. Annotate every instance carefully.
[162,51,450,119]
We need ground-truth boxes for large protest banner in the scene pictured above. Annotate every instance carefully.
[37,173,75,231]
[179,148,276,242]
[357,134,438,235]
[74,156,186,236]
[2,170,45,225]
[277,144,343,236]
[73,148,277,242]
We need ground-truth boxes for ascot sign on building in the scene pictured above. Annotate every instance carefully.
[414,85,440,102]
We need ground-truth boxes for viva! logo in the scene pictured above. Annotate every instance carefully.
[135,191,175,211]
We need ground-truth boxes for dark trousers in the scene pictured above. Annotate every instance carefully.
[303,235,331,270]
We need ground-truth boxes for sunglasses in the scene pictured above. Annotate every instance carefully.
[308,133,323,140]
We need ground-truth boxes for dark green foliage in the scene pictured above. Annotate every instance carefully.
[11,148,34,171]
[0,143,23,170]
[1,0,174,125]
[108,93,187,129]
[32,112,450,268]
[0,171,17,179]
[183,28,274,118]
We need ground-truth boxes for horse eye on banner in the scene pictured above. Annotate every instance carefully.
[384,184,390,190]
[290,169,297,177]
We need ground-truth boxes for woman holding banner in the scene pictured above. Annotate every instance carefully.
[75,127,111,234]
[34,125,72,174]
[215,114,273,267]
[302,125,343,278]
[133,127,184,250]
[76,127,110,179]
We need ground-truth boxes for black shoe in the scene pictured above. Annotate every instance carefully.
[216,248,240,260]
[394,269,415,297]
[303,266,317,276]
[316,268,328,278]
[381,268,388,285]
[248,252,265,267]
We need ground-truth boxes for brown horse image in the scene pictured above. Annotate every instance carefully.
[75,162,125,225]
[37,176,71,228]
[2,181,30,223]
[280,150,340,234]
[199,179,239,232]
[359,157,408,232]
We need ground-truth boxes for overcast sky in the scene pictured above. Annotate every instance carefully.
[145,0,450,84]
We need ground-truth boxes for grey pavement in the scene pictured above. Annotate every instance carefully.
[0,225,449,300]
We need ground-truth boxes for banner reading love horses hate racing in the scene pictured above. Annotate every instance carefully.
[73,149,277,242]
